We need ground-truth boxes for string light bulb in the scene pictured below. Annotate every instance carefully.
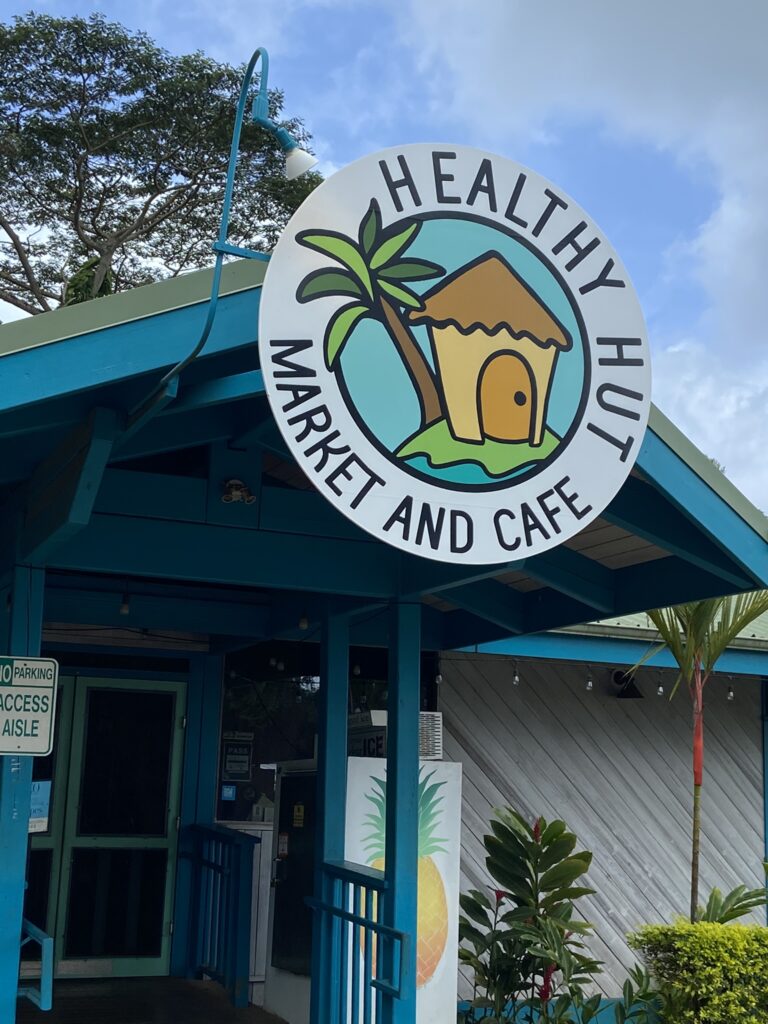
[727,685,735,702]
[656,682,664,696]
[512,662,520,687]
[586,666,593,692]
[298,614,309,631]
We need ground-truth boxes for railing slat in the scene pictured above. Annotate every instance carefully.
[363,886,374,1024]
[338,880,350,1024]
[351,885,361,1024]
[180,825,259,1008]
[375,885,383,1023]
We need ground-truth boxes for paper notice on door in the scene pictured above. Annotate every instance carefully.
[28,779,51,833]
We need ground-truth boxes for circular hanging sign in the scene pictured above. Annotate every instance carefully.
[259,144,651,564]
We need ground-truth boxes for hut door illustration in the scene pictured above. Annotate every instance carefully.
[478,353,536,443]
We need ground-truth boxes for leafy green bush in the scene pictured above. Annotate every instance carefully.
[629,922,768,1023]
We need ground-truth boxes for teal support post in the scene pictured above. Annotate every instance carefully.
[171,655,224,977]
[382,601,420,1024]
[310,609,349,1024]
[0,566,45,1021]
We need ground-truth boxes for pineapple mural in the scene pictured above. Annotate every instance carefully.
[362,769,449,986]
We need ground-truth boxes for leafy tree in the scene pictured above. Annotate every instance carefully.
[296,199,445,427]
[637,593,768,921]
[0,12,321,313]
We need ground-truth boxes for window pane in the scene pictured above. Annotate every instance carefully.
[64,848,167,958]
[78,689,174,836]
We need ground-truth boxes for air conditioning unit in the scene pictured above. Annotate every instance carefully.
[348,711,443,760]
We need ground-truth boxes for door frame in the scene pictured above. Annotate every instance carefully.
[29,675,187,979]
[25,675,76,967]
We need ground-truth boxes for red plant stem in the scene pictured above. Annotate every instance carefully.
[690,656,704,921]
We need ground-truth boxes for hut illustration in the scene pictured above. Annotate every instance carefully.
[409,252,572,447]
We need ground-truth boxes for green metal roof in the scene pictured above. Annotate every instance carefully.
[566,610,768,651]
[0,258,266,359]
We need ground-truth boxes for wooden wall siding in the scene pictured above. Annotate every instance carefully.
[440,652,764,996]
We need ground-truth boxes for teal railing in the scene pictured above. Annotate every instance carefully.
[308,859,407,1024]
[183,824,259,1008]
[18,917,53,1011]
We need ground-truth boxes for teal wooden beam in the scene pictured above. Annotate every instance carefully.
[0,566,44,1021]
[524,546,614,614]
[96,469,208,523]
[172,370,265,414]
[472,632,768,676]
[636,429,768,588]
[258,486,367,542]
[118,377,179,446]
[614,557,746,612]
[520,557,743,637]
[111,405,240,463]
[0,408,120,567]
[50,513,400,598]
[605,475,755,590]
[399,557,523,597]
[445,579,524,634]
[231,417,291,459]
[19,408,121,565]
[400,544,613,614]
[43,587,270,638]
[95,470,371,543]
[0,284,261,416]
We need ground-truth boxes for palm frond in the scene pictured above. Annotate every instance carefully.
[703,591,768,674]
[635,593,768,688]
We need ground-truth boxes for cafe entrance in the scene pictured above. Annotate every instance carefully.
[24,677,186,980]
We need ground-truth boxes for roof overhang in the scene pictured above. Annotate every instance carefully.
[0,260,765,653]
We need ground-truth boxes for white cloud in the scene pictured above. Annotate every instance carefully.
[395,0,768,506]
[652,342,768,513]
[114,0,366,63]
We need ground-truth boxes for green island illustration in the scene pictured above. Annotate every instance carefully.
[296,201,573,479]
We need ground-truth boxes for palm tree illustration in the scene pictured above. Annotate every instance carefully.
[296,199,445,427]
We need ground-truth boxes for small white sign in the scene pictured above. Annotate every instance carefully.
[0,656,59,756]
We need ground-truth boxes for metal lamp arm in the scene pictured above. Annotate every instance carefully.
[124,48,282,430]
[154,47,272,393]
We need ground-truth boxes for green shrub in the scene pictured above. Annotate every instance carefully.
[629,922,768,1023]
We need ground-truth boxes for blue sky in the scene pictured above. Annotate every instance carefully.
[4,0,768,509]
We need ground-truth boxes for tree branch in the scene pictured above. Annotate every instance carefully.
[0,213,52,311]
[70,154,101,252]
[0,265,59,300]
[0,285,45,316]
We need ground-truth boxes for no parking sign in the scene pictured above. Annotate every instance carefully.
[0,656,59,756]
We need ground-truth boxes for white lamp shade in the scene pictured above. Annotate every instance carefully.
[285,146,318,180]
